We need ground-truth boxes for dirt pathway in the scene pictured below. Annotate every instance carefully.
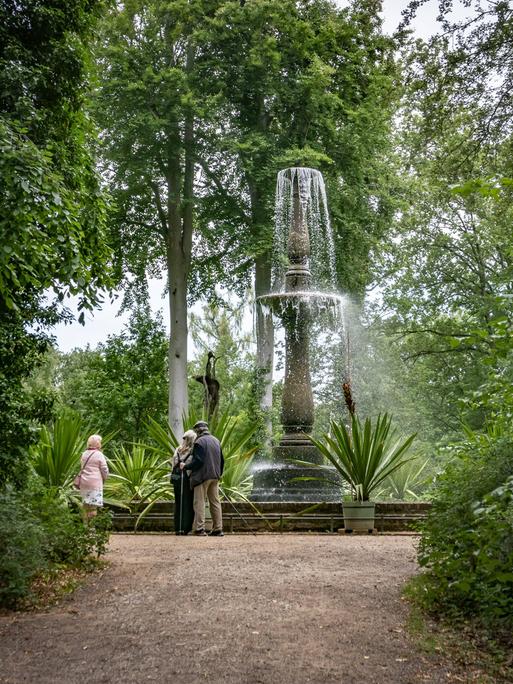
[0,534,466,683]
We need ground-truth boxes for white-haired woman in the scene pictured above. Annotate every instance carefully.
[77,434,109,521]
[171,429,196,535]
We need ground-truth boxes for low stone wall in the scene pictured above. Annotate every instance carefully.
[108,501,431,533]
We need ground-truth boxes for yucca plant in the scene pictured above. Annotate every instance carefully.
[379,458,431,501]
[104,443,172,528]
[219,447,257,502]
[30,412,90,501]
[309,413,417,501]
[145,409,259,502]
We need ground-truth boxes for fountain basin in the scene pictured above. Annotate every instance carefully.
[251,462,342,502]
[257,291,345,319]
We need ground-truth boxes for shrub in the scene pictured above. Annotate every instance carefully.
[30,411,89,493]
[0,483,111,608]
[379,458,432,501]
[36,487,111,565]
[0,487,47,607]
[309,413,416,501]
[414,434,513,640]
[104,442,171,527]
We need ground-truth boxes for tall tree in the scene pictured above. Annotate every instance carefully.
[95,0,222,435]
[401,0,513,164]
[55,308,169,443]
[369,1,513,437]
[0,0,113,485]
[95,0,398,436]
[197,0,398,426]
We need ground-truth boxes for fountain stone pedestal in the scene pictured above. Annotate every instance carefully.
[251,168,341,502]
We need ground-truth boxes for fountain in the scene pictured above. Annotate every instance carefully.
[251,168,343,502]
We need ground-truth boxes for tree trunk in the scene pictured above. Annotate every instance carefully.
[165,41,195,438]
[165,135,189,437]
[255,252,274,440]
[167,245,189,437]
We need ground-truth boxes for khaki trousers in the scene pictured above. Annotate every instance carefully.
[193,479,223,532]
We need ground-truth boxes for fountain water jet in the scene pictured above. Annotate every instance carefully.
[251,168,342,502]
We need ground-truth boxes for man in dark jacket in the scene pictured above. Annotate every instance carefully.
[180,420,224,536]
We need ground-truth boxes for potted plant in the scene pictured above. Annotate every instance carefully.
[309,413,416,532]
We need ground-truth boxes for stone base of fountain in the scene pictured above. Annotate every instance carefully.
[251,445,341,502]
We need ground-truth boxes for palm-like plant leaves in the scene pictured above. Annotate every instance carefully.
[379,458,431,501]
[104,443,172,528]
[309,413,416,501]
[30,413,89,499]
[145,409,259,501]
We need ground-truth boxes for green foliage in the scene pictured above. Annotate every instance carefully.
[195,0,398,296]
[0,0,113,487]
[30,412,89,494]
[0,0,113,315]
[0,483,111,609]
[146,409,259,502]
[94,0,398,428]
[0,309,54,487]
[309,413,416,501]
[401,1,513,163]
[218,448,255,503]
[54,308,169,443]
[369,2,513,446]
[35,489,111,566]
[0,119,111,315]
[0,486,46,607]
[379,458,432,501]
[145,417,179,458]
[414,434,513,640]
[104,443,171,527]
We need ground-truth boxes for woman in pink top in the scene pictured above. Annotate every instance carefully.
[79,434,109,520]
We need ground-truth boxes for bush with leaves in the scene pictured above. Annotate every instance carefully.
[103,443,171,527]
[0,486,47,607]
[0,482,111,608]
[36,488,111,566]
[413,434,513,642]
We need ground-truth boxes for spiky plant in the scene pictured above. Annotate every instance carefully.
[308,413,417,501]
[103,443,171,528]
[30,412,89,501]
[145,409,259,501]
[379,458,432,501]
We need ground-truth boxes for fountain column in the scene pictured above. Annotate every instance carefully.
[278,176,319,461]
[251,168,341,501]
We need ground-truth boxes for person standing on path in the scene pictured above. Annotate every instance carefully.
[170,429,196,535]
[180,420,224,536]
[78,434,109,522]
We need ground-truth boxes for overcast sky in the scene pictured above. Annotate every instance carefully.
[52,0,469,352]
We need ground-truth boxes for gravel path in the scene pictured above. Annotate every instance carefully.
[0,534,467,683]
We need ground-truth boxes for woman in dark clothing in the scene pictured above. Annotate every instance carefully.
[171,430,196,535]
